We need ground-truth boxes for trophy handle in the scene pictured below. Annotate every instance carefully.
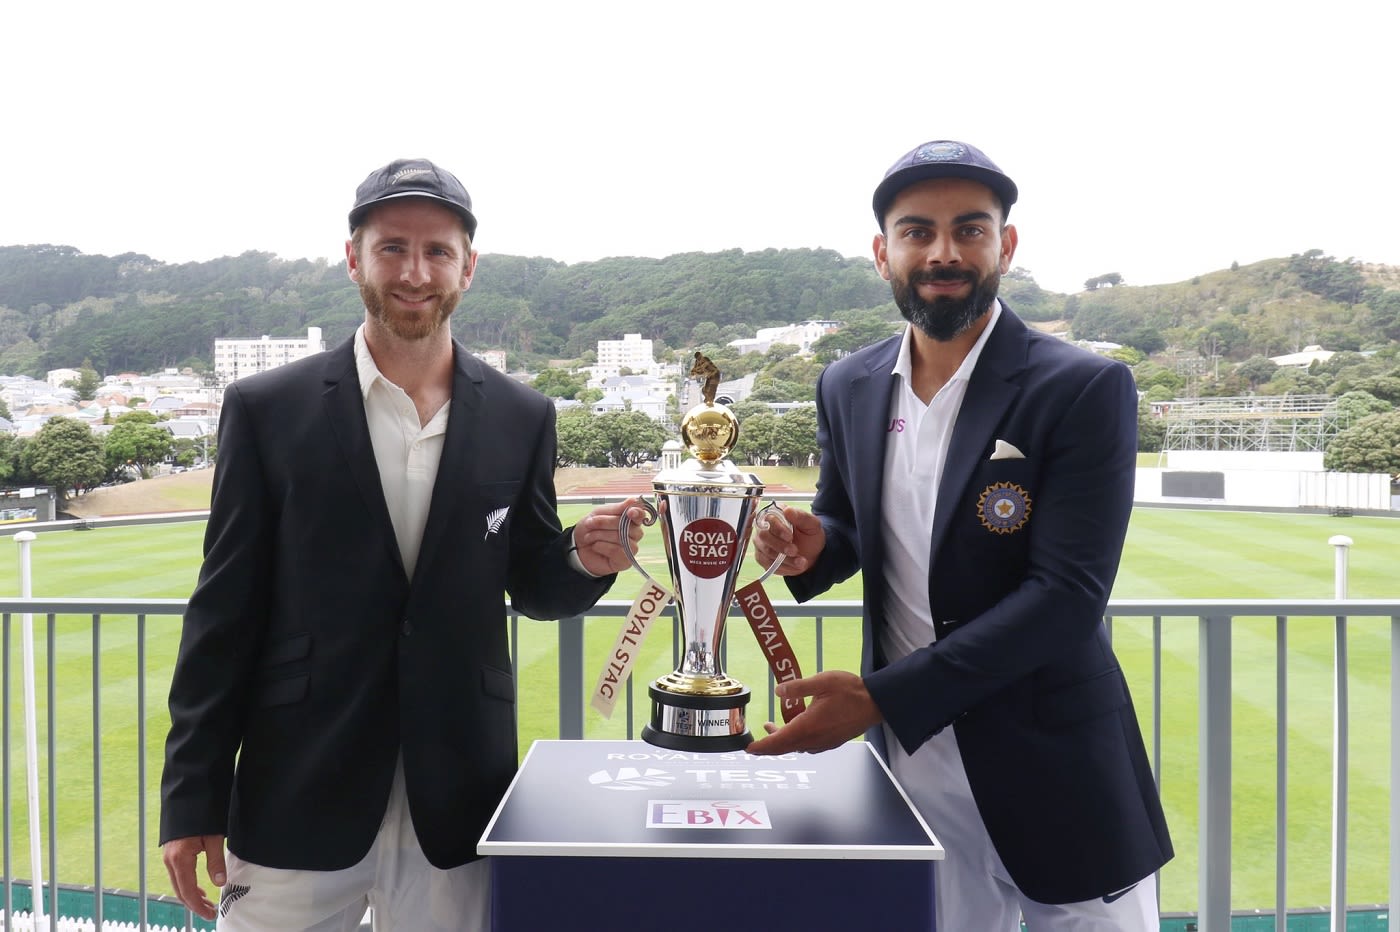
[617,496,664,590]
[750,500,788,584]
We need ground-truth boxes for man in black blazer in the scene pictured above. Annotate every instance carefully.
[748,142,1172,930]
[160,158,642,929]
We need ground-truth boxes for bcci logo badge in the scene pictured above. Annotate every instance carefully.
[914,141,967,163]
[588,767,677,791]
[978,482,1032,534]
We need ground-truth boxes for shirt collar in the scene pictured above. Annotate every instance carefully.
[892,299,1003,384]
[353,323,387,401]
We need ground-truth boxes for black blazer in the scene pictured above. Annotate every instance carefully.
[789,308,1172,903]
[160,337,614,870]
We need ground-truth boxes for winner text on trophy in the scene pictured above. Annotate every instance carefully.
[608,352,802,751]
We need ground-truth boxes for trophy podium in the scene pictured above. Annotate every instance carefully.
[618,354,783,751]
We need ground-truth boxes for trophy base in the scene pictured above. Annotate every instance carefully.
[641,682,752,752]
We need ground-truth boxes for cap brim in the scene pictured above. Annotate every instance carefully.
[348,191,478,239]
[873,165,1018,223]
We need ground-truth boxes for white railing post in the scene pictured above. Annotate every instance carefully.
[1199,613,1231,931]
[14,531,47,932]
[1329,535,1352,600]
[1328,534,1352,932]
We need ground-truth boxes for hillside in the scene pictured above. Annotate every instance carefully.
[6,244,1393,381]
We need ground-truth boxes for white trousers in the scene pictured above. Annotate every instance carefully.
[217,760,490,932]
[887,725,1158,932]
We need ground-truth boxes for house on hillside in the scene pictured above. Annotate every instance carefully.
[1270,345,1333,368]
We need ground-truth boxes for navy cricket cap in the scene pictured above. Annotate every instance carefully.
[348,158,478,240]
[872,140,1018,225]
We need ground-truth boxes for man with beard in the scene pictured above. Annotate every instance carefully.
[160,158,644,930]
[746,141,1171,930]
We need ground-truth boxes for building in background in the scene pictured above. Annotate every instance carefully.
[1270,345,1334,368]
[214,327,326,385]
[594,333,660,379]
[474,349,508,373]
[727,320,839,355]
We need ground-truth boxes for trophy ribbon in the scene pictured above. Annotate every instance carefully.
[590,579,673,719]
[734,579,806,723]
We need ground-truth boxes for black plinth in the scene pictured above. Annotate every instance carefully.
[479,739,942,931]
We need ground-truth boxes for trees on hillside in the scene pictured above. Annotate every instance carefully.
[531,368,588,400]
[1083,272,1124,291]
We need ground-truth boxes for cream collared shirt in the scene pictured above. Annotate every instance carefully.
[353,325,450,581]
[879,301,1002,662]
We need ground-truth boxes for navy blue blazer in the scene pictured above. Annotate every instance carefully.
[788,307,1172,904]
[160,337,615,871]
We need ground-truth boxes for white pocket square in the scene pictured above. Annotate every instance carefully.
[989,439,1025,461]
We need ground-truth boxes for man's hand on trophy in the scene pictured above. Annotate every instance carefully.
[744,671,882,755]
[573,497,646,576]
[753,506,825,575]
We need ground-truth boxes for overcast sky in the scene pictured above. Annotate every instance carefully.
[4,1,1397,297]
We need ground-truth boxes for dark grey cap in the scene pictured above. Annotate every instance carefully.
[348,158,477,239]
[872,140,1018,224]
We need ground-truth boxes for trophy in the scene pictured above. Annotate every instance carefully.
[617,352,785,751]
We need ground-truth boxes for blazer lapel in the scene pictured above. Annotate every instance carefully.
[321,341,407,579]
[850,339,899,576]
[929,309,1028,563]
[414,343,485,574]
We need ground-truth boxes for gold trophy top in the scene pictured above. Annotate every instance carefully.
[680,351,739,467]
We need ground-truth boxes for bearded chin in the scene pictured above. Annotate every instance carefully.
[895,270,1001,342]
[360,283,460,341]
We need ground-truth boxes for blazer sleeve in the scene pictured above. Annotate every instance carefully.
[867,361,1140,753]
[159,384,273,843]
[504,400,615,619]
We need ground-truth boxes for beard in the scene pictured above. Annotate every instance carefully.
[359,279,461,342]
[891,266,1001,342]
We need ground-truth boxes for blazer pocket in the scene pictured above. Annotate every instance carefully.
[258,632,311,669]
[1034,669,1127,728]
[482,665,516,702]
[253,673,308,708]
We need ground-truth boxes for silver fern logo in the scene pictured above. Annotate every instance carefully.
[588,767,676,791]
[484,506,509,540]
[219,883,251,917]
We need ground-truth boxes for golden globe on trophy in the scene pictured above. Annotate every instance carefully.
[616,352,786,751]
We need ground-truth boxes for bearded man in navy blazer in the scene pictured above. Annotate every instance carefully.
[159,159,642,931]
[748,141,1172,930]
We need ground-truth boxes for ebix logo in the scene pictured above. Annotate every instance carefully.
[588,767,676,791]
[646,800,771,830]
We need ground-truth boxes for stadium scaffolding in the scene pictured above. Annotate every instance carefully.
[1157,394,1347,453]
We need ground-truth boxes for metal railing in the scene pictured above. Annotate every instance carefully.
[3,596,1399,932]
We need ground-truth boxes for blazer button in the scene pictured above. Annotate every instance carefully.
[401,619,412,636]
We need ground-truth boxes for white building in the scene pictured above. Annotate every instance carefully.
[1270,345,1334,368]
[728,320,840,355]
[214,327,326,385]
[474,349,508,373]
[45,367,81,389]
[590,374,674,424]
[594,333,659,378]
